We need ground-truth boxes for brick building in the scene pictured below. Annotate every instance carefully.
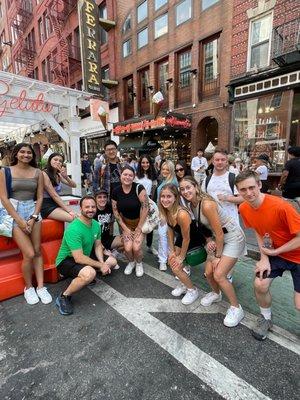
[112,0,234,162]
[228,0,300,187]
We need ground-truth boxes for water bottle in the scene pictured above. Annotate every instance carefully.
[263,233,273,249]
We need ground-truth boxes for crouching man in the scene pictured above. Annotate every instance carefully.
[236,170,300,341]
[55,196,117,315]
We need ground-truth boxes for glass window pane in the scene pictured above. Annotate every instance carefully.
[123,39,132,57]
[204,38,218,81]
[251,15,271,45]
[155,0,168,10]
[138,28,148,49]
[250,42,269,68]
[137,1,148,23]
[179,51,191,87]
[158,61,169,95]
[202,0,218,10]
[123,14,131,34]
[154,14,168,38]
[176,0,192,26]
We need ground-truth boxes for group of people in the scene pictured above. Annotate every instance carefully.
[0,141,299,342]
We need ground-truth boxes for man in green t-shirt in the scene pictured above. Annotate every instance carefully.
[55,196,117,315]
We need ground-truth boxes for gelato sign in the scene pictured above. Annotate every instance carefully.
[78,0,102,95]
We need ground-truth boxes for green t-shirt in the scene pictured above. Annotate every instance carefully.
[56,218,101,266]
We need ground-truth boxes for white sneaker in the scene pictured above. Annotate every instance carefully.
[36,287,52,304]
[24,287,39,305]
[223,305,244,327]
[159,263,167,271]
[181,288,199,305]
[147,246,158,256]
[200,291,222,307]
[124,262,135,275]
[135,262,144,277]
[171,282,187,297]
[175,265,191,280]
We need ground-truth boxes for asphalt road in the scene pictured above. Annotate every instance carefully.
[0,260,299,400]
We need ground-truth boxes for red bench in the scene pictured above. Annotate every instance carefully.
[0,219,64,301]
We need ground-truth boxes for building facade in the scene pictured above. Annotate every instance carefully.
[112,0,234,162]
[229,0,300,187]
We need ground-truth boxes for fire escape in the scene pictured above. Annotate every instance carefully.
[9,1,35,76]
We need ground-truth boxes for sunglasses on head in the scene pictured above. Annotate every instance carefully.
[176,168,184,172]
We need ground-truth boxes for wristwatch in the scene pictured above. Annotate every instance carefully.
[29,214,39,221]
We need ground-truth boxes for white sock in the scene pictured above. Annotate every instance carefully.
[260,307,272,320]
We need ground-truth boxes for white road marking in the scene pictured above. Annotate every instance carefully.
[91,281,272,400]
[143,263,300,355]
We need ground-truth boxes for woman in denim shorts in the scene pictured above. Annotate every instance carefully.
[0,143,52,305]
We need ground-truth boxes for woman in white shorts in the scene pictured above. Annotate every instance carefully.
[179,176,247,328]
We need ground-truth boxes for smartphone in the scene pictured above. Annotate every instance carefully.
[256,270,268,279]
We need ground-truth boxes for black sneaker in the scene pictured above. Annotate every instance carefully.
[251,314,273,341]
[56,294,73,315]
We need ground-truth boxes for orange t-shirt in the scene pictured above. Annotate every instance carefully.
[240,194,300,263]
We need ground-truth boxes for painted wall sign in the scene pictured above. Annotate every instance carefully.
[0,80,53,117]
[78,0,102,95]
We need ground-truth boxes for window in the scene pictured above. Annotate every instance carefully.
[45,14,52,38]
[123,39,132,57]
[99,3,108,45]
[155,0,167,10]
[154,14,168,39]
[176,0,191,26]
[137,1,147,23]
[249,14,272,70]
[157,59,169,108]
[38,18,44,44]
[203,38,218,82]
[25,29,36,52]
[42,55,52,82]
[101,66,110,100]
[179,50,191,88]
[139,68,150,114]
[124,75,134,119]
[202,0,218,10]
[122,14,131,34]
[137,27,148,49]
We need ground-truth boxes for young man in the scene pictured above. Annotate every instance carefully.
[81,153,93,194]
[100,140,123,198]
[236,170,300,341]
[55,196,117,316]
[191,148,208,185]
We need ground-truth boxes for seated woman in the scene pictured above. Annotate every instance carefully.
[159,183,209,305]
[111,166,149,277]
[41,153,77,222]
[179,176,247,327]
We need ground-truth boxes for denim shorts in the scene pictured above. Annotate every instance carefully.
[13,200,41,227]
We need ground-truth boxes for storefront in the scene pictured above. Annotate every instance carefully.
[113,112,192,163]
[230,70,300,188]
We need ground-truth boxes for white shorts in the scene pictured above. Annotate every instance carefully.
[222,228,247,259]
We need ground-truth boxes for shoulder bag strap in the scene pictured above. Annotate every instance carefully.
[4,167,12,199]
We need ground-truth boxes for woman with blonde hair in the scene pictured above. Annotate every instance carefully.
[156,160,178,271]
[179,176,247,327]
[159,184,208,304]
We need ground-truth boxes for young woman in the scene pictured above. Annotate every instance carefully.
[156,160,178,271]
[175,160,189,183]
[41,153,77,222]
[111,166,149,277]
[0,143,52,305]
[159,184,207,305]
[136,155,158,256]
[254,154,269,193]
[179,176,247,327]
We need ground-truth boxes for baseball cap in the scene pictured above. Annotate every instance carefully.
[94,189,108,196]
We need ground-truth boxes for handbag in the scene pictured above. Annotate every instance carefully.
[0,167,18,238]
[185,246,207,266]
[136,184,160,234]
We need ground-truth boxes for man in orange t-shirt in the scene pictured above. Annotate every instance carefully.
[236,170,300,341]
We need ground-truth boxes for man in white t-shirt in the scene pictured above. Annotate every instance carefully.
[191,148,208,185]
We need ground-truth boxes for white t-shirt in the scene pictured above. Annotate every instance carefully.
[255,165,268,181]
[191,156,208,172]
[202,171,240,224]
[135,176,155,196]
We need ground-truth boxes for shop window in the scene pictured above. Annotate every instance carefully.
[200,35,220,98]
[137,1,148,24]
[155,0,167,10]
[177,49,192,107]
[154,13,168,39]
[248,14,272,70]
[202,0,218,10]
[157,59,169,109]
[137,27,148,49]
[123,75,134,119]
[139,67,150,115]
[122,39,132,57]
[122,14,131,34]
[176,0,192,26]
[101,66,110,101]
[99,2,108,45]
[233,91,290,173]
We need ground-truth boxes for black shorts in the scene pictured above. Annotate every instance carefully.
[269,256,300,293]
[41,198,59,219]
[102,235,115,250]
[57,253,109,279]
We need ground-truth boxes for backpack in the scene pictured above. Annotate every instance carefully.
[204,172,235,195]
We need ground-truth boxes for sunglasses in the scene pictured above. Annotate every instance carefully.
[176,168,184,172]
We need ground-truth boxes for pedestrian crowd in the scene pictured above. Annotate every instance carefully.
[0,141,299,342]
